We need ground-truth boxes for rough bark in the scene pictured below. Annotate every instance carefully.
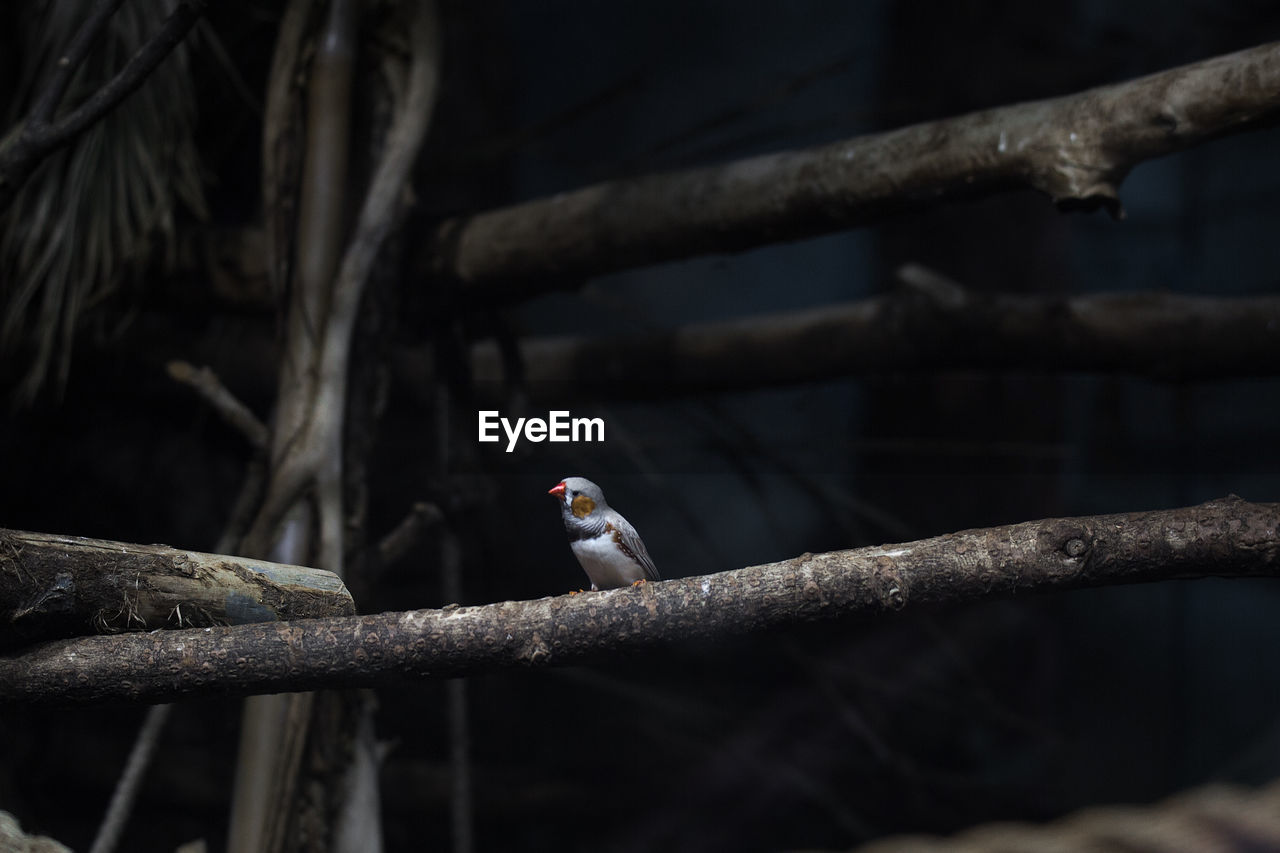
[0,529,354,649]
[2,496,1275,706]
[403,267,1280,401]
[428,41,1280,296]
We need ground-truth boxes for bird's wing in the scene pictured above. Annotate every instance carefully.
[608,517,661,581]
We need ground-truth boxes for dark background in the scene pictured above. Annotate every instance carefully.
[2,1,1280,851]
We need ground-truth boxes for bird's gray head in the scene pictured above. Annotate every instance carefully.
[548,476,609,521]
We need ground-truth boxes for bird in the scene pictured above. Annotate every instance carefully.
[548,477,660,590]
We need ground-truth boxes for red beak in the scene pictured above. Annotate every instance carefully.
[548,482,566,497]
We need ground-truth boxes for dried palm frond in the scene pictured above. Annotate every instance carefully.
[0,0,207,403]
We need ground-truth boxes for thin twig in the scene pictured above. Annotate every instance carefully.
[0,0,208,210]
[166,360,268,449]
[88,703,172,853]
[377,502,444,567]
[26,0,127,127]
[28,0,207,148]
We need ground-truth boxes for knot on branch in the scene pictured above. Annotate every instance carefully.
[519,632,552,665]
[1038,142,1127,216]
[1010,100,1130,217]
[869,555,909,611]
[1063,538,1088,558]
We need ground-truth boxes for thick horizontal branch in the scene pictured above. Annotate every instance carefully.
[398,269,1280,400]
[2,497,1276,705]
[429,41,1280,296]
[0,529,353,649]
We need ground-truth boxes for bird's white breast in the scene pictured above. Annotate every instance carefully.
[570,533,646,589]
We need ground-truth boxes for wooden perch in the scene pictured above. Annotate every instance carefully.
[0,529,354,649]
[429,41,1280,296]
[1,496,1276,705]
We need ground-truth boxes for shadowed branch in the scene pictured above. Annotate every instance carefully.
[429,41,1280,297]
[396,267,1280,401]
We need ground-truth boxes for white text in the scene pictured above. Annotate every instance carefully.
[477,410,605,452]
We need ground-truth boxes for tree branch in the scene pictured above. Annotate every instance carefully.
[412,267,1280,401]
[312,0,441,576]
[0,0,207,211]
[230,5,441,851]
[429,41,1280,296]
[167,360,268,449]
[26,0,127,127]
[377,502,444,568]
[3,496,1276,705]
[243,0,441,565]
[0,528,354,649]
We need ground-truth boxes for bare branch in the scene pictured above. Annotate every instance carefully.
[450,271,1280,400]
[260,0,314,300]
[26,0,126,127]
[429,41,1280,295]
[3,497,1276,705]
[244,0,442,565]
[377,502,444,567]
[167,360,268,449]
[0,528,354,648]
[244,0,360,563]
[230,7,442,851]
[130,272,1280,405]
[311,0,442,576]
[36,0,207,147]
[0,0,207,210]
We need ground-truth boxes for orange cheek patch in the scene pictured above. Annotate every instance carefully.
[571,495,596,519]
